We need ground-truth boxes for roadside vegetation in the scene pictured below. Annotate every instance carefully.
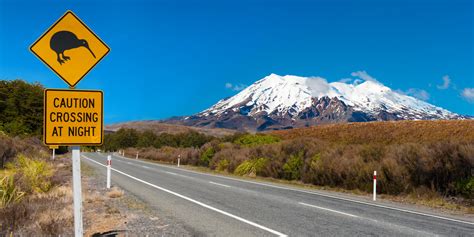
[0,80,74,235]
[108,120,474,211]
[0,134,75,235]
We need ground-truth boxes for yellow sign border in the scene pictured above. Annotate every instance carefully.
[30,10,110,88]
[43,88,104,146]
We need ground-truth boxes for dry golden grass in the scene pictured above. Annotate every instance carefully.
[107,187,124,198]
[270,120,474,144]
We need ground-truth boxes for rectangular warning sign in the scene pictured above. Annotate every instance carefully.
[44,89,103,145]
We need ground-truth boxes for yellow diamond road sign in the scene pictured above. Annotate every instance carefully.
[31,11,110,88]
[44,89,103,145]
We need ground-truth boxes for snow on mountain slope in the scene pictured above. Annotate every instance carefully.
[201,73,459,120]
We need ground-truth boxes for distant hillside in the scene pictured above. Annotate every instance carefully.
[270,120,474,144]
[106,121,236,137]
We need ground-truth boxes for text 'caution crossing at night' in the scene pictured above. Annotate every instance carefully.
[44,89,103,145]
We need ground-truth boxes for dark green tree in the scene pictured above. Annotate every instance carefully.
[0,80,44,136]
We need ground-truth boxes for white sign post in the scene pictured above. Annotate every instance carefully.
[373,171,377,201]
[107,155,111,189]
[52,148,56,160]
[72,146,83,236]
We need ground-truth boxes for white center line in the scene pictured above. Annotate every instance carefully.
[209,181,231,188]
[299,202,358,218]
[83,155,287,237]
[142,165,150,169]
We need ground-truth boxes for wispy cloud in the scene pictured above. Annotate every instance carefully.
[436,75,451,90]
[461,88,474,103]
[397,88,430,101]
[225,82,247,91]
[338,78,352,83]
[350,71,380,84]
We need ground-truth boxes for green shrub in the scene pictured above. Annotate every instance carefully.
[0,174,25,207]
[216,159,230,172]
[200,147,215,167]
[9,155,54,193]
[282,151,304,180]
[234,134,280,147]
[455,177,474,198]
[234,157,268,176]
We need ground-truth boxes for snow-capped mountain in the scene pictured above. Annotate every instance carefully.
[166,74,467,131]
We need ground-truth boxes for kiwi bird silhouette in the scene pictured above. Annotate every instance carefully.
[50,31,96,65]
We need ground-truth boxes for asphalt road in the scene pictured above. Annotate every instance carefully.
[82,152,474,236]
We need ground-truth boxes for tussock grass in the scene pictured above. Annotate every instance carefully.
[107,187,124,198]
[0,175,25,208]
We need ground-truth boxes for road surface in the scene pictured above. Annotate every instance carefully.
[82,152,474,236]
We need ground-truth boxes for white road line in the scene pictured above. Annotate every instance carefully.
[209,181,231,188]
[142,165,150,169]
[165,171,189,178]
[109,153,474,226]
[82,155,287,237]
[299,202,358,218]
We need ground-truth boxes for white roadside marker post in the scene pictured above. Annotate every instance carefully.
[136,151,138,160]
[72,146,83,236]
[178,154,181,167]
[373,171,377,201]
[107,155,112,189]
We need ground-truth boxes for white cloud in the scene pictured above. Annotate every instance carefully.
[436,75,451,89]
[225,82,247,91]
[461,88,474,103]
[398,88,430,101]
[350,71,380,84]
[338,78,352,83]
[306,77,330,97]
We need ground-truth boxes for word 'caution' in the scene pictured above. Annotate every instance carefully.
[44,89,103,145]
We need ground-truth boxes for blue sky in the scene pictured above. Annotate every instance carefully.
[1,0,473,124]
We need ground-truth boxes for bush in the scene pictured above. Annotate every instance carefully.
[7,154,54,193]
[234,158,268,177]
[200,147,215,167]
[456,177,474,199]
[283,151,304,180]
[216,159,230,172]
[234,134,280,147]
